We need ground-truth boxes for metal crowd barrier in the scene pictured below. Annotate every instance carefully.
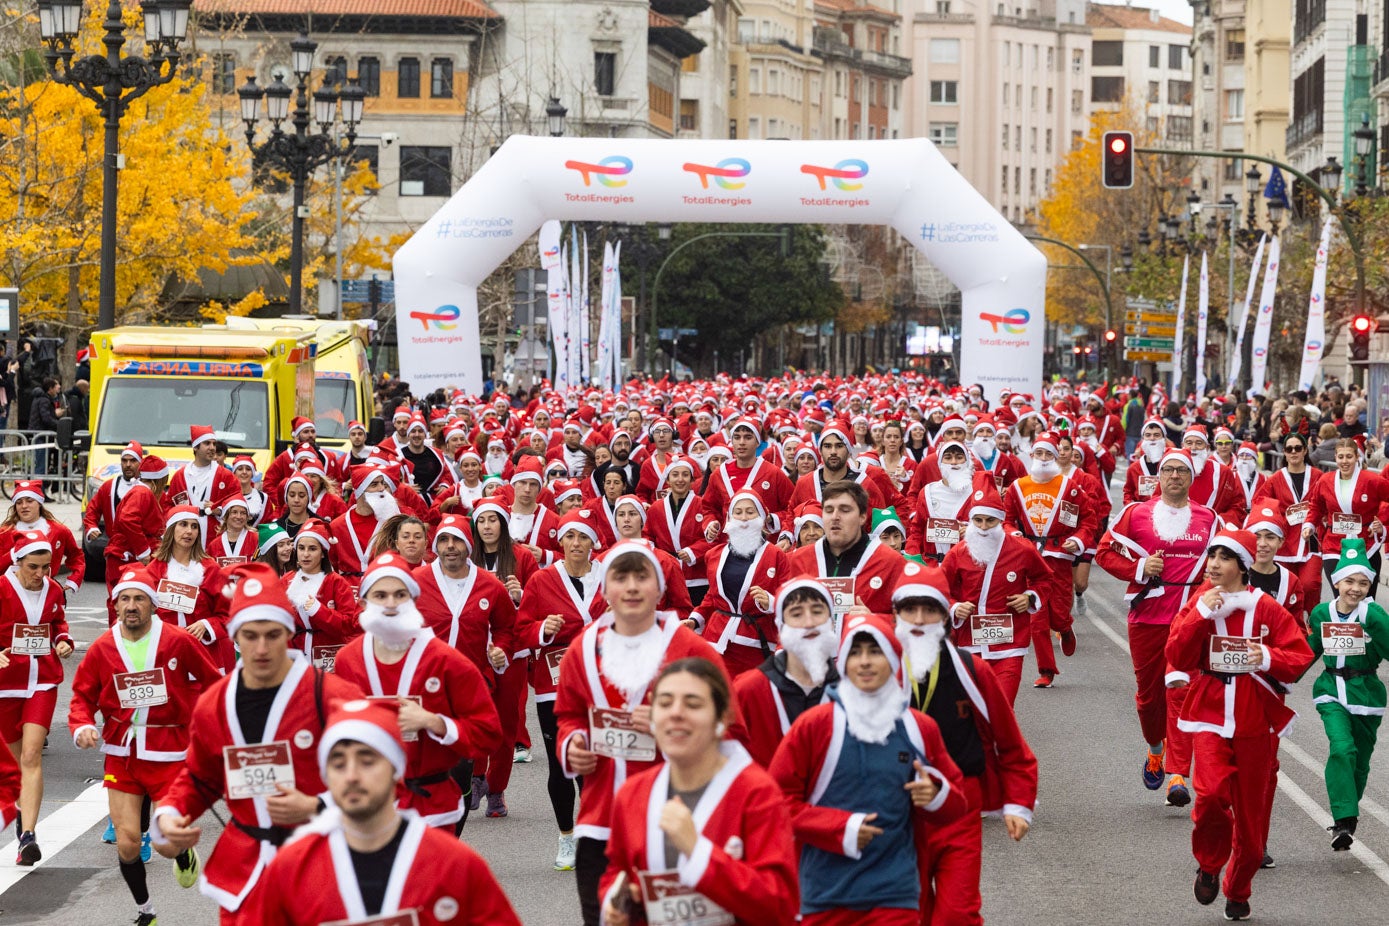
[0,429,88,503]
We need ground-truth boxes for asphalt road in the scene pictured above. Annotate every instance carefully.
[3,499,1389,924]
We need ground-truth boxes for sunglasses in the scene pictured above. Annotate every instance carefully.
[1285,445,1305,452]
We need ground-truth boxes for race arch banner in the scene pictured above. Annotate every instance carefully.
[393,136,1047,402]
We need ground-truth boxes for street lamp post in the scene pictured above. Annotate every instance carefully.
[35,0,193,331]
[238,34,365,315]
[546,97,567,137]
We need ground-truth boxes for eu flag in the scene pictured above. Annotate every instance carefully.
[1264,167,1290,208]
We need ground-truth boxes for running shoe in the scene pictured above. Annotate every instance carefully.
[1033,672,1054,689]
[133,914,157,926]
[486,793,508,818]
[102,818,116,844]
[513,746,533,764]
[1142,749,1166,790]
[1194,870,1219,905]
[16,831,40,866]
[1330,822,1355,851]
[1260,852,1275,869]
[140,831,152,863]
[555,833,577,871]
[1073,593,1087,617]
[1060,630,1077,657]
[1165,774,1191,807]
[1224,900,1251,921]
[174,847,201,889]
[468,775,488,812]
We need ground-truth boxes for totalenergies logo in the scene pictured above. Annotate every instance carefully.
[542,245,560,261]
[801,159,868,191]
[979,308,1031,334]
[409,304,461,331]
[683,157,751,190]
[1306,339,1323,353]
[564,156,634,187]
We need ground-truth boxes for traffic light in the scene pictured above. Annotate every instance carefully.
[1104,329,1118,345]
[1351,314,1375,362]
[1102,131,1134,189]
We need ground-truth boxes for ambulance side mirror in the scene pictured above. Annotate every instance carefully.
[368,417,387,445]
[73,430,91,455]
[56,416,74,450]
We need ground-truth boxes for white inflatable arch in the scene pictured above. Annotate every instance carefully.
[392,136,1046,401]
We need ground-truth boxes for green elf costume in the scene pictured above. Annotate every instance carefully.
[871,507,922,564]
[1307,537,1389,851]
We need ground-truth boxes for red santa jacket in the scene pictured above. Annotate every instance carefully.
[332,631,502,825]
[82,474,139,538]
[145,557,233,671]
[1189,459,1248,525]
[702,458,795,534]
[509,503,562,567]
[1168,565,1308,689]
[68,619,222,761]
[1166,589,1314,738]
[905,474,989,559]
[941,535,1047,661]
[645,491,713,588]
[152,660,362,912]
[0,518,83,591]
[635,448,681,503]
[600,743,799,926]
[328,508,384,576]
[1305,466,1389,560]
[692,542,789,677]
[412,560,516,685]
[166,462,241,513]
[555,615,735,841]
[251,815,522,926]
[790,468,892,515]
[786,536,906,614]
[1251,467,1324,563]
[0,572,70,695]
[732,662,830,769]
[514,562,607,701]
[1094,498,1221,625]
[262,446,348,505]
[308,489,348,523]
[281,570,360,663]
[105,482,164,565]
[582,495,623,550]
[207,526,257,568]
[1122,455,1164,506]
[1004,470,1098,563]
[1066,466,1113,554]
[908,450,1026,499]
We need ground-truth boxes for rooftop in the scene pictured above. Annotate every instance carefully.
[1086,3,1191,34]
[199,0,500,19]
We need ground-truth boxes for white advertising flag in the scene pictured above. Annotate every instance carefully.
[609,242,623,387]
[1226,234,1266,392]
[581,233,591,383]
[1195,252,1209,398]
[1248,235,1281,394]
[568,230,583,389]
[538,221,567,397]
[1171,254,1189,397]
[597,241,615,391]
[1298,220,1333,392]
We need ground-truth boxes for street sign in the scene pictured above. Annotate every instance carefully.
[1130,323,1177,337]
[1125,336,1175,351]
[1124,350,1172,362]
[341,279,395,304]
[1125,310,1177,323]
[657,327,699,340]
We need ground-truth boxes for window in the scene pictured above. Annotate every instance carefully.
[1166,116,1194,140]
[1169,44,1185,70]
[936,0,951,12]
[1014,167,1020,194]
[748,117,760,138]
[1146,115,1159,134]
[211,53,236,94]
[358,56,380,96]
[1149,45,1161,68]
[1168,80,1193,105]
[1072,49,1084,72]
[1003,43,1010,67]
[1029,127,1036,151]
[1148,81,1161,103]
[1045,168,1052,190]
[1014,125,1020,149]
[682,55,699,74]
[1029,168,1037,195]
[1003,83,1009,105]
[1001,123,1009,149]
[1045,128,1052,153]
[891,83,899,109]
[928,122,959,146]
[729,118,737,139]
[325,55,348,87]
[350,144,379,192]
[1093,41,1123,67]
[1071,129,1083,149]
[1046,87,1053,112]
[1225,29,1244,60]
[1001,166,1009,192]
[929,38,960,63]
[750,68,761,94]
[1047,47,1054,69]
[1226,88,1245,119]
[680,100,698,131]
[1030,87,1037,108]
[397,57,420,98]
[768,68,780,96]
[737,17,755,43]
[730,66,738,98]
[430,58,453,98]
[595,52,616,96]
[1071,89,1083,113]
[400,146,451,196]
[1091,76,1125,103]
[1224,157,1243,181]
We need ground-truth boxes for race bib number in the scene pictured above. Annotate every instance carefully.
[1332,513,1363,537]
[1322,622,1367,657]
[216,556,247,568]
[638,871,734,926]
[1138,475,1159,497]
[970,614,1014,647]
[819,577,856,629]
[1208,635,1260,674]
[115,669,169,709]
[367,695,423,742]
[311,645,343,672]
[546,648,566,685]
[157,579,199,615]
[1285,502,1310,526]
[11,624,50,657]
[223,741,295,800]
[324,911,420,926]
[1058,501,1079,528]
[925,518,962,545]
[589,706,657,762]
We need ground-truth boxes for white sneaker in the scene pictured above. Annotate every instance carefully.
[1074,594,1087,617]
[555,833,577,871]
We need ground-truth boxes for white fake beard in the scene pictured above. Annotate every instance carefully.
[484,452,508,475]
[941,462,974,490]
[1081,435,1099,449]
[1237,459,1257,480]
[364,491,400,521]
[1206,588,1258,620]
[1190,449,1210,476]
[779,624,837,687]
[1029,459,1061,482]
[360,600,425,652]
[725,517,764,558]
[964,523,1004,567]
[896,619,947,682]
[600,623,666,705]
[1152,502,1193,543]
[971,436,996,460]
[837,678,909,745]
[689,450,709,469]
[1141,439,1165,463]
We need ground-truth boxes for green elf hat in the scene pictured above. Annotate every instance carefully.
[871,507,906,541]
[1331,537,1376,585]
[257,522,290,557]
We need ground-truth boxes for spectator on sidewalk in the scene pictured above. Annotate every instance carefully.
[28,379,67,494]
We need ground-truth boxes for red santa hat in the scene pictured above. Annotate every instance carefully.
[971,416,997,435]
[891,562,953,614]
[727,489,767,522]
[1213,427,1235,444]
[139,455,170,480]
[613,494,647,524]
[455,448,482,465]
[557,508,600,547]
[110,563,159,604]
[599,539,665,595]
[190,425,217,448]
[121,441,145,461]
[968,482,1007,521]
[291,416,315,439]
[405,416,427,435]
[433,514,474,554]
[938,413,967,433]
[347,420,366,434]
[650,417,675,434]
[428,408,449,424]
[297,518,333,552]
[836,612,905,690]
[1160,448,1194,475]
[10,529,51,561]
[1181,425,1210,447]
[728,418,761,438]
[350,465,390,498]
[1208,529,1256,569]
[317,698,407,781]
[359,552,421,599]
[1236,441,1258,458]
[510,458,545,485]
[1243,505,1286,539]
[225,562,298,636]
[282,473,313,502]
[1142,417,1166,433]
[231,455,256,474]
[654,456,697,495]
[552,480,584,506]
[164,505,200,529]
[793,501,824,536]
[819,420,853,448]
[392,406,412,422]
[10,480,44,506]
[1030,432,1059,457]
[471,498,510,526]
[773,578,833,629]
[220,494,250,515]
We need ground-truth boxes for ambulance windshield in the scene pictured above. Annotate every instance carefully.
[95,379,270,449]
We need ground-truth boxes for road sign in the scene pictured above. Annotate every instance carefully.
[1125,310,1178,323]
[1124,336,1175,351]
[657,327,699,340]
[341,279,395,304]
[1125,350,1172,362]
[1130,323,1177,337]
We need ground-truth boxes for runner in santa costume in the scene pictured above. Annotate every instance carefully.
[891,574,1037,926]
[250,698,522,926]
[1304,436,1389,596]
[600,658,799,926]
[601,495,694,620]
[963,416,1027,491]
[262,418,345,502]
[700,418,795,541]
[1182,426,1247,525]
[229,456,272,527]
[328,466,400,577]
[1121,418,1171,506]
[940,482,1048,704]
[399,415,456,499]
[1232,442,1266,510]
[1095,448,1221,802]
[787,480,906,615]
[904,414,972,499]
[146,505,234,672]
[768,612,967,926]
[208,495,258,568]
[508,458,563,567]
[166,426,241,538]
[150,562,363,924]
[1060,433,1112,621]
[331,553,502,831]
[789,421,898,513]
[69,565,223,923]
[732,580,840,768]
[633,416,681,503]
[0,480,83,592]
[282,518,360,670]
[105,455,171,624]
[1250,431,1324,608]
[1306,538,1389,852]
[1165,529,1313,922]
[904,440,985,562]
[83,440,144,551]
[645,455,713,606]
[555,540,736,926]
[515,509,607,870]
[0,532,73,866]
[1002,431,1090,686]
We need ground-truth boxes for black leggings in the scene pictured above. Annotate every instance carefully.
[536,700,580,832]
[1324,548,1382,598]
[575,837,609,926]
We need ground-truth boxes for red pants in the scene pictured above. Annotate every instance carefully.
[1262,733,1280,851]
[105,554,125,625]
[1163,684,1193,776]
[0,688,57,742]
[102,754,180,799]
[919,777,983,926]
[981,655,1023,704]
[515,658,533,749]
[1127,621,1180,747]
[485,658,528,793]
[1295,557,1324,610]
[1191,731,1275,904]
[804,909,918,926]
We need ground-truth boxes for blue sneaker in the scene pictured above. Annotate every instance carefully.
[140,832,152,863]
[1142,749,1165,790]
[102,819,116,844]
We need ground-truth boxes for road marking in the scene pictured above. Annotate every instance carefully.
[0,781,108,893]
[1278,739,1389,832]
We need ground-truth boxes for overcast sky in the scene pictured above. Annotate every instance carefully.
[1150,0,1195,25]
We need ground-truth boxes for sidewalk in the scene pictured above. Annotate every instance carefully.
[49,500,83,534]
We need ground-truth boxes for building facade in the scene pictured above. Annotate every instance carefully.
[1086,4,1193,144]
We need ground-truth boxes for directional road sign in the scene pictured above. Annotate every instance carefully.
[1124,350,1173,362]
[1129,323,1177,337]
[1124,336,1175,351]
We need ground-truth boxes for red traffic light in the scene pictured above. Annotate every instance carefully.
[1104,329,1118,342]
[1109,136,1128,155]
[1353,315,1374,333]
[1101,131,1135,189]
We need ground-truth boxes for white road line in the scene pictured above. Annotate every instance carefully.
[0,782,108,893]
[1087,607,1389,882]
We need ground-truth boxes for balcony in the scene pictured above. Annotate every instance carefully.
[861,48,913,79]
[1285,109,1323,151]
[1374,47,1389,95]
[812,28,855,61]
[810,28,912,79]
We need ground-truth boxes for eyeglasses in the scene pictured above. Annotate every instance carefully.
[1159,467,1191,476]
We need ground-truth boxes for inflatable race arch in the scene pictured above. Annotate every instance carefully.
[392,136,1046,401]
